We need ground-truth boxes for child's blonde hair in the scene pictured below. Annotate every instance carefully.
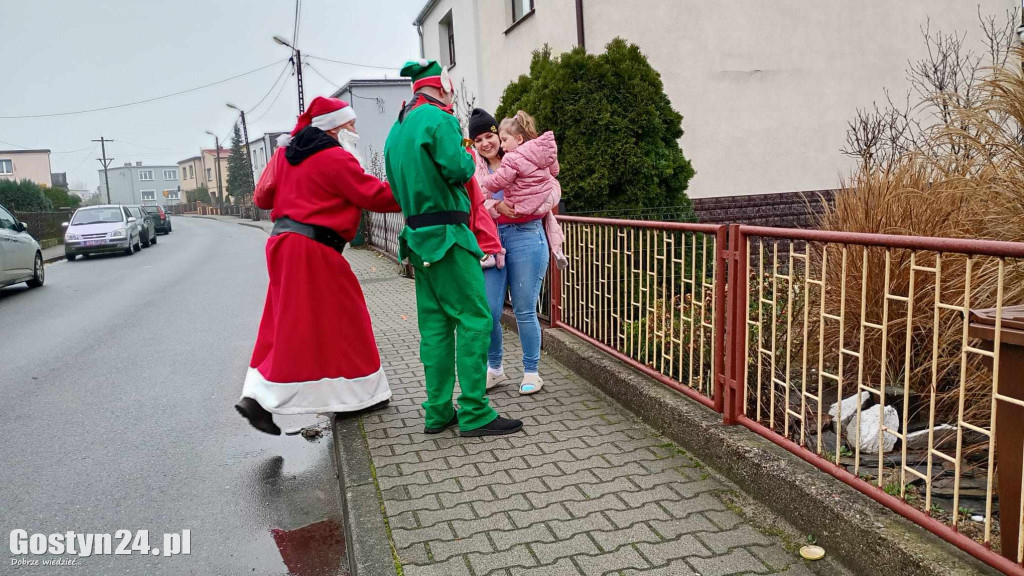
[499,110,539,142]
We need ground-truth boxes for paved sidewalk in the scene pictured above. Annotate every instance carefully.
[344,248,826,576]
[185,213,273,234]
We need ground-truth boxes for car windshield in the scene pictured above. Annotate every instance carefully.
[142,206,161,214]
[71,208,123,225]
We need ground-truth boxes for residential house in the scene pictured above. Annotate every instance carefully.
[248,132,287,185]
[176,148,231,204]
[0,149,53,187]
[98,162,180,206]
[331,79,412,174]
[50,172,69,190]
[414,0,1013,198]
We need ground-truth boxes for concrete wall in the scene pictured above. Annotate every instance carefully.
[99,164,179,206]
[177,158,203,195]
[418,0,1017,198]
[0,150,53,187]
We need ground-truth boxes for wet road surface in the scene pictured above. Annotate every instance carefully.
[1,217,348,575]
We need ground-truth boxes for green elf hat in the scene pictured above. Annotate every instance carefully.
[401,59,454,93]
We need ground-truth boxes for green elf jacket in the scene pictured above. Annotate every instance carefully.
[384,98,483,264]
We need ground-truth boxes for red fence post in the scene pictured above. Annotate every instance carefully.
[722,223,749,425]
[550,209,562,327]
[713,226,728,414]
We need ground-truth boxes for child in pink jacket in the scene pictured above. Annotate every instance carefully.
[480,111,568,269]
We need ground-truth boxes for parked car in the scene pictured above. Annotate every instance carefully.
[142,204,171,234]
[0,202,44,289]
[63,205,142,260]
[128,205,156,247]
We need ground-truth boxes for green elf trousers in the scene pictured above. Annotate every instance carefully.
[409,246,498,432]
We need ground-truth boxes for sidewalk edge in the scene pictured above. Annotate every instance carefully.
[331,414,401,576]
[539,327,999,576]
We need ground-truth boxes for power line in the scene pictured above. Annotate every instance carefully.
[305,54,399,71]
[245,62,292,115]
[249,75,291,125]
[0,139,95,154]
[67,145,99,173]
[0,60,287,119]
[305,62,341,89]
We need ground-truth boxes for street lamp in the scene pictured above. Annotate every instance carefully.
[227,103,258,221]
[204,131,224,208]
[274,35,305,114]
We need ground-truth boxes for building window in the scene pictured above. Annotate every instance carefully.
[189,165,194,179]
[512,0,534,23]
[140,190,156,201]
[0,159,12,175]
[207,168,212,181]
[181,167,187,179]
[163,169,177,180]
[439,10,455,67]
[166,190,180,200]
[139,170,154,181]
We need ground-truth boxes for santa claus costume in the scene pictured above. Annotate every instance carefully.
[236,96,402,436]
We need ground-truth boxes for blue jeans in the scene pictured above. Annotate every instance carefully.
[483,220,550,373]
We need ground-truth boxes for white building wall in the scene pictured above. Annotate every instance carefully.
[419,0,1016,198]
[419,0,485,124]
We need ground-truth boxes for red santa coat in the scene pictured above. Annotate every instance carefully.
[241,144,401,414]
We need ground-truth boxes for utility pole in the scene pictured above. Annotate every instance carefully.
[227,104,258,219]
[274,35,305,114]
[93,137,114,204]
[205,131,224,207]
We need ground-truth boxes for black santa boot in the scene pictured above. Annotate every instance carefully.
[235,397,282,436]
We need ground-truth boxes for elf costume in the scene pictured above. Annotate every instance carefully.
[236,96,401,436]
[384,60,521,437]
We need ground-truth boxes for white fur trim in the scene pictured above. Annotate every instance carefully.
[241,366,391,415]
[311,106,357,132]
[276,133,292,147]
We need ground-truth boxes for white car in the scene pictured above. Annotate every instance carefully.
[0,202,44,289]
[63,205,143,260]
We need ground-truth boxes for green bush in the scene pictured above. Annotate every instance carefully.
[187,186,213,204]
[495,38,696,220]
[0,179,53,211]
[42,186,81,210]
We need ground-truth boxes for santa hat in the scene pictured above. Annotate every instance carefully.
[401,59,454,93]
[276,96,356,147]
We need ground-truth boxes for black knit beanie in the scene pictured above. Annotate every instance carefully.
[468,108,499,140]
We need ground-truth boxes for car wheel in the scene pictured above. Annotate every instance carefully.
[134,236,142,251]
[150,234,157,245]
[143,234,151,248]
[26,253,44,288]
[125,240,134,256]
[66,254,77,261]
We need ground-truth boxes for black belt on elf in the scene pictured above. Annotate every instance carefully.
[272,217,347,254]
[405,211,470,230]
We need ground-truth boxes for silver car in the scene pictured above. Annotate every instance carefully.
[0,202,44,289]
[63,205,143,260]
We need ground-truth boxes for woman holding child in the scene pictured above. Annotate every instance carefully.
[469,108,567,397]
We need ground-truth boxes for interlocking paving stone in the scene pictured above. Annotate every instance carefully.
[341,249,825,575]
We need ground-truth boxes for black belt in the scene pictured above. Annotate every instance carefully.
[272,217,347,254]
[406,211,470,230]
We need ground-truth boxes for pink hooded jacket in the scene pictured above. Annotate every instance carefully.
[480,131,561,217]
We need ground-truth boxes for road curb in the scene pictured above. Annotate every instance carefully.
[538,327,998,576]
[43,254,65,264]
[331,414,400,576]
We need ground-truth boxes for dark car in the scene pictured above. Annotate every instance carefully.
[142,205,171,234]
[128,206,156,247]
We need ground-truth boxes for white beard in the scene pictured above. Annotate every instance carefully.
[338,130,365,169]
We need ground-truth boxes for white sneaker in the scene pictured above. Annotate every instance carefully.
[519,373,543,395]
[486,366,506,390]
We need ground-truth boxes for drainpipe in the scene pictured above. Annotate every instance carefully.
[417,23,425,58]
[575,0,585,50]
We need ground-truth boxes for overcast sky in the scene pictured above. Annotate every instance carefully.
[0,0,424,191]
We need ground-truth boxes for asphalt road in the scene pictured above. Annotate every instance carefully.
[1,217,348,576]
